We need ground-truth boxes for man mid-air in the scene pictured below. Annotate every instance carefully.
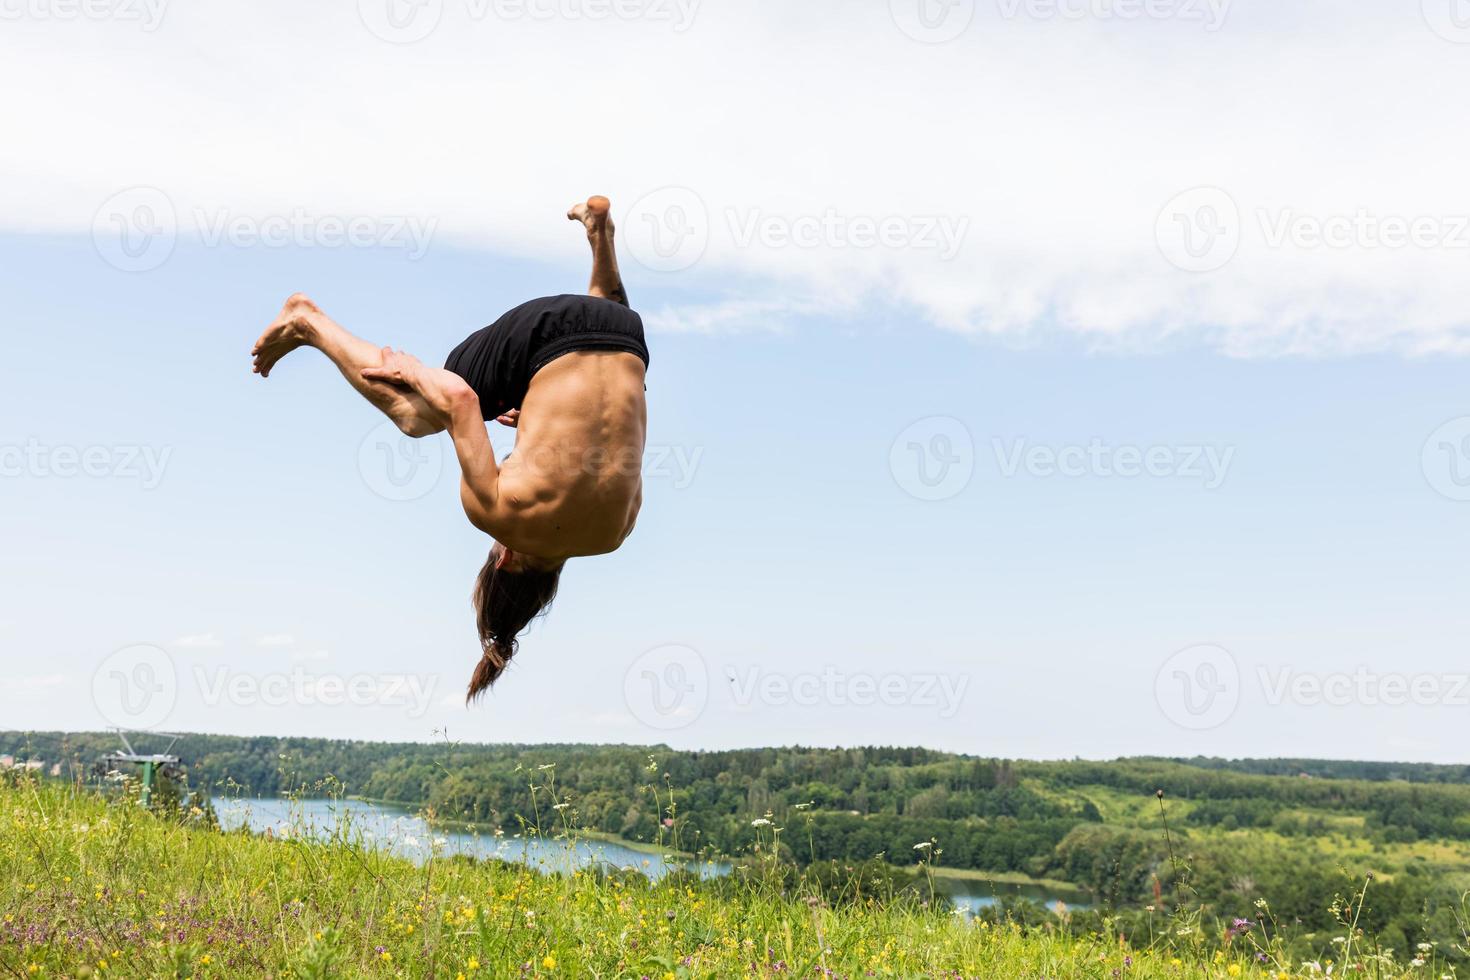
[250,196,648,702]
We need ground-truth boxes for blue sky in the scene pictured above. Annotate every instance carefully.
[2,0,1470,761]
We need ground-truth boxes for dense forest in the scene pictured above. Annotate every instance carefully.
[6,729,1469,958]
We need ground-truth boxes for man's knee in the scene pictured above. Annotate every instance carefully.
[392,412,440,439]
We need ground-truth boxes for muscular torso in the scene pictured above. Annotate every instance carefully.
[483,351,647,559]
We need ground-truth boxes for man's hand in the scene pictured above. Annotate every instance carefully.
[360,347,424,388]
[496,409,520,428]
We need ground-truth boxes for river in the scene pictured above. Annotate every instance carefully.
[212,796,1089,914]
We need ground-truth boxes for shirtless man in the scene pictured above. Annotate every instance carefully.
[250,196,648,701]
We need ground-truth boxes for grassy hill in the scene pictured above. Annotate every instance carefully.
[0,775,1445,979]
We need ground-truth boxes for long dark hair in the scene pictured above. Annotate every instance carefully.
[467,548,562,702]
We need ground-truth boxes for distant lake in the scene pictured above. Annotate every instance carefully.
[213,797,1089,914]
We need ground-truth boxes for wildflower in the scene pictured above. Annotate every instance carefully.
[913,842,933,851]
[380,951,393,963]
[200,955,212,965]
[468,957,480,971]
[751,818,771,827]
[1227,966,1241,977]
[542,954,557,970]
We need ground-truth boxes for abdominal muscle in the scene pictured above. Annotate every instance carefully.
[492,351,647,558]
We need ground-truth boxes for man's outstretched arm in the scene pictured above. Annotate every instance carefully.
[361,350,504,534]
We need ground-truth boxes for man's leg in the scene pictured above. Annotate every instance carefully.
[251,294,445,437]
[567,195,628,307]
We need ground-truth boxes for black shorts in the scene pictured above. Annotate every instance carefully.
[443,294,650,420]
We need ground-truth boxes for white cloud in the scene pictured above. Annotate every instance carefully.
[256,634,296,648]
[2,1,1468,355]
[173,633,223,649]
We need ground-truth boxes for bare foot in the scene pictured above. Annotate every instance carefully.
[252,293,321,378]
[567,195,613,238]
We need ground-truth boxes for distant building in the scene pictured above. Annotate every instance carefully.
[0,755,12,768]
[51,763,61,776]
[23,760,42,771]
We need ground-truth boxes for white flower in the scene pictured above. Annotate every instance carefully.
[913,841,933,851]
[751,818,772,827]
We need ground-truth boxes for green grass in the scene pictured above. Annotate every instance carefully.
[0,779,1454,979]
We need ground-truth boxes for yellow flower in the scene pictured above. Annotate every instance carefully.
[27,966,40,976]
[542,954,557,970]
[200,954,212,965]
[468,958,480,971]
[1227,966,1242,977]
[379,951,393,963]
